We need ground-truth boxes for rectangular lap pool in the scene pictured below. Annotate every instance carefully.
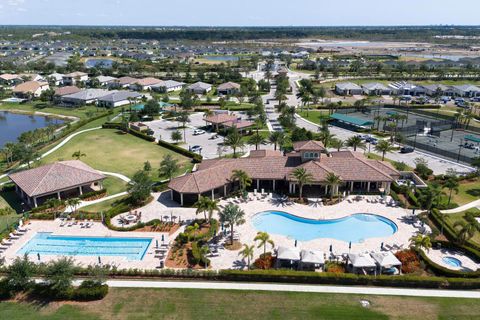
[17,233,152,260]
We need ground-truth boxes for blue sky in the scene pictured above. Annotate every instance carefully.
[0,0,479,26]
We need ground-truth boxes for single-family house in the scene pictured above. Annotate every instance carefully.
[63,72,89,86]
[97,91,141,108]
[422,84,454,97]
[12,81,50,99]
[95,75,117,87]
[60,89,110,106]
[151,80,185,93]
[452,84,480,97]
[0,73,23,86]
[129,77,162,91]
[53,86,81,103]
[109,76,137,89]
[361,82,392,96]
[335,82,363,96]
[186,81,212,94]
[47,73,65,86]
[217,82,241,95]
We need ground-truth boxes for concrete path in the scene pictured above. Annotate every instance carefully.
[441,199,480,214]
[99,171,131,183]
[70,280,480,299]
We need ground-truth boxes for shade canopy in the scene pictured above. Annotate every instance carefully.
[277,246,301,261]
[370,252,401,268]
[300,249,325,264]
[465,134,480,143]
[330,113,374,127]
[347,253,376,268]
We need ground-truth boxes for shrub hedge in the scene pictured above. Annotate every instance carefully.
[71,280,109,301]
[128,128,156,142]
[79,189,107,200]
[158,139,202,163]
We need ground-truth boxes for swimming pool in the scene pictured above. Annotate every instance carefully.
[17,233,152,260]
[442,256,462,268]
[252,211,397,243]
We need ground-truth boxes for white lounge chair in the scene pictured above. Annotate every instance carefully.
[9,233,20,240]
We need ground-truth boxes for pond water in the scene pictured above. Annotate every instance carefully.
[203,55,240,61]
[85,58,114,68]
[0,111,65,147]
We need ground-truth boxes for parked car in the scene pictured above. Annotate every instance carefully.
[209,134,220,140]
[190,145,202,153]
[400,146,414,154]
[193,129,206,135]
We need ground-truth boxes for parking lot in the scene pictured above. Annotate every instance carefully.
[146,112,274,159]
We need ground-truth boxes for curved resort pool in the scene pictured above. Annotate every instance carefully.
[252,211,397,243]
[442,256,462,268]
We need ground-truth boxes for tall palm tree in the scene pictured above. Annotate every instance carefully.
[248,134,265,150]
[193,196,218,222]
[219,204,246,245]
[254,231,275,258]
[346,136,366,151]
[66,198,81,214]
[374,140,394,161]
[238,244,255,270]
[318,128,335,148]
[269,131,284,151]
[409,234,432,252]
[325,172,342,200]
[444,178,459,205]
[224,129,245,157]
[230,169,252,194]
[290,167,313,199]
[418,183,444,211]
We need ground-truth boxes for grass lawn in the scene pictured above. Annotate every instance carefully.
[365,153,413,170]
[0,190,23,212]
[102,177,127,196]
[40,128,192,181]
[443,208,480,246]
[0,102,107,120]
[442,179,480,206]
[80,195,129,213]
[297,110,330,125]
[1,288,480,320]
[0,214,20,235]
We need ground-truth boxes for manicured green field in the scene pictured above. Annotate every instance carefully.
[40,128,192,181]
[297,110,330,125]
[0,102,106,120]
[444,208,480,246]
[0,288,479,320]
[442,179,480,206]
[102,176,127,195]
[80,195,129,213]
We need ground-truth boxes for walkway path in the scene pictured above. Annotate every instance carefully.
[71,280,480,299]
[441,199,480,214]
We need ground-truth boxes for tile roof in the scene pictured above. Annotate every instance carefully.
[54,86,81,96]
[63,89,111,101]
[98,90,141,102]
[133,77,162,86]
[168,144,400,194]
[204,113,237,124]
[188,81,212,90]
[293,140,325,151]
[12,81,48,93]
[217,82,241,91]
[8,160,105,197]
[116,76,138,85]
[0,73,22,81]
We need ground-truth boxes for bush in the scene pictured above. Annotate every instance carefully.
[395,249,421,274]
[128,128,156,142]
[79,189,107,200]
[158,139,202,163]
[72,280,109,301]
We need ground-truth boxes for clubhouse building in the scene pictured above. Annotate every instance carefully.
[169,140,400,206]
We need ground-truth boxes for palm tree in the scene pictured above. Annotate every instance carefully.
[269,131,284,151]
[66,198,81,214]
[374,140,394,161]
[454,212,480,244]
[418,183,444,211]
[444,178,459,205]
[329,138,344,151]
[224,129,245,157]
[290,167,313,199]
[325,172,342,200]
[230,169,252,194]
[248,134,265,150]
[194,196,218,221]
[176,111,190,143]
[346,136,366,152]
[238,244,255,270]
[254,231,275,258]
[318,128,335,148]
[409,234,432,252]
[219,204,246,245]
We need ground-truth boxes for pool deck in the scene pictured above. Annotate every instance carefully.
[424,247,480,272]
[2,193,424,270]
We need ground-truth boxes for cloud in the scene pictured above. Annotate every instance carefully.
[8,0,26,6]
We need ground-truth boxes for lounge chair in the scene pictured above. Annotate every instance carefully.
[59,220,67,227]
[1,239,13,246]
[9,233,20,240]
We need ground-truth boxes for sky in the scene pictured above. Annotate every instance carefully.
[0,0,479,26]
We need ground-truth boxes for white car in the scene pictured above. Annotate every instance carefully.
[193,129,206,135]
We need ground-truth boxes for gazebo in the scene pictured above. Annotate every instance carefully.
[347,253,377,275]
[300,249,325,271]
[276,246,301,268]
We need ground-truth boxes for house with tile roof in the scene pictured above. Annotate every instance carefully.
[12,81,50,99]
[8,160,106,208]
[168,140,400,206]
[186,81,213,94]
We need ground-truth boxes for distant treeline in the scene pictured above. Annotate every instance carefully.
[2,26,480,43]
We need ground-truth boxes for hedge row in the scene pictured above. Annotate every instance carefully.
[157,139,202,163]
[79,189,106,200]
[128,128,156,142]
[382,104,441,109]
[430,209,480,258]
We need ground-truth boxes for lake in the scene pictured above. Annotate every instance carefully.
[204,55,240,61]
[85,58,114,68]
[0,111,65,148]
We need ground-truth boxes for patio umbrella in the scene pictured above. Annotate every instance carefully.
[161,235,165,242]
[349,241,352,252]
[37,253,40,261]
[329,244,332,253]
[381,242,384,250]
[294,240,297,247]
[156,240,159,248]
[98,256,102,264]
